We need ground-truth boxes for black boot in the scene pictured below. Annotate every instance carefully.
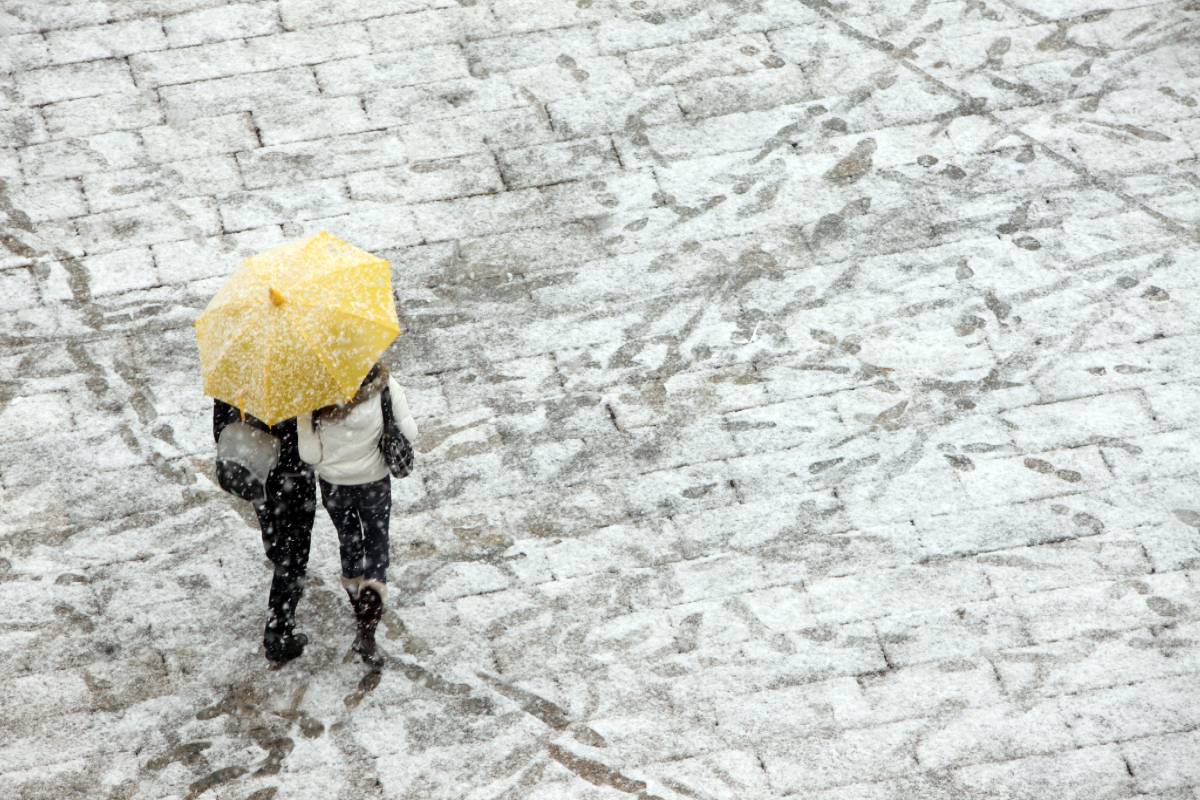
[264,630,308,664]
[264,572,306,665]
[352,586,385,669]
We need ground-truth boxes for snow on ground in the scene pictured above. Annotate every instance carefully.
[2,0,1200,797]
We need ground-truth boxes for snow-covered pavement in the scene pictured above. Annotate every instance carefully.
[3,0,1200,797]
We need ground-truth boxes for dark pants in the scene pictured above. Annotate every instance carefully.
[253,470,316,642]
[320,478,391,583]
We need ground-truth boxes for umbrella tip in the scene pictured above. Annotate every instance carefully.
[269,287,285,306]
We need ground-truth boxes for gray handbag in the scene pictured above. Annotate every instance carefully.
[216,421,281,504]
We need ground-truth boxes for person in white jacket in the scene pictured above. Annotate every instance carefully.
[297,362,418,667]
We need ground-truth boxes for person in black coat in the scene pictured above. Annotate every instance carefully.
[213,401,317,664]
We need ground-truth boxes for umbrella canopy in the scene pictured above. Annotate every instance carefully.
[194,232,400,425]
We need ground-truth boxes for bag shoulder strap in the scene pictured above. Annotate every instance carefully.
[380,386,396,430]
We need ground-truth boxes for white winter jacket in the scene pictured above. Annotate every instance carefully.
[297,377,418,486]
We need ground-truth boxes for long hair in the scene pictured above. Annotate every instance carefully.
[314,362,388,425]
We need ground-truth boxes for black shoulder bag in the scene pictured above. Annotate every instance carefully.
[379,387,415,478]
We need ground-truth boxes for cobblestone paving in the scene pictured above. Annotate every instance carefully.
[2,0,1200,797]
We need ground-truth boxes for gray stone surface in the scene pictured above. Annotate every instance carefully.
[1,0,1199,797]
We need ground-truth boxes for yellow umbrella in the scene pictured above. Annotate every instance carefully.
[194,232,400,425]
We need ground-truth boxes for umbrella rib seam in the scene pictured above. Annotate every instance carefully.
[292,313,346,410]
[199,312,261,387]
[285,299,402,333]
[261,311,275,424]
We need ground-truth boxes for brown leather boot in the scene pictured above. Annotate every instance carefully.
[352,586,384,669]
